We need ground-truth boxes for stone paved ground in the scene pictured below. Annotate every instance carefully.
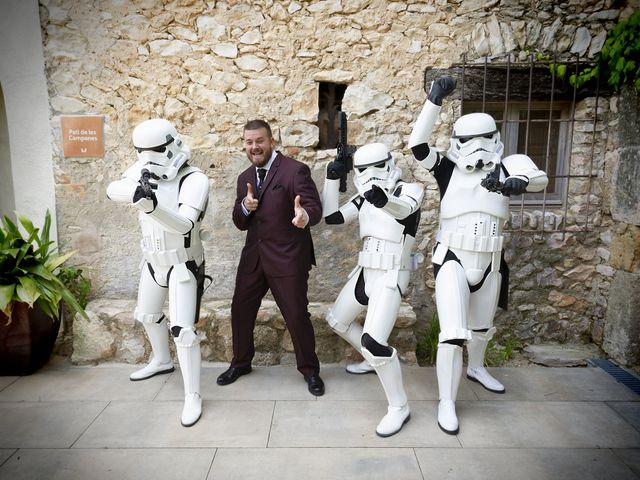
[0,357,638,480]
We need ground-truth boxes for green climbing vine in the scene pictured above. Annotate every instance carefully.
[572,10,640,92]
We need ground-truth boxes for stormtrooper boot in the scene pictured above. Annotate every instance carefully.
[363,347,410,437]
[466,329,505,394]
[436,342,463,435]
[346,360,375,375]
[130,318,174,381]
[175,327,202,427]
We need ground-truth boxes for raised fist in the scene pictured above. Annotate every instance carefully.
[428,76,456,106]
[326,161,345,180]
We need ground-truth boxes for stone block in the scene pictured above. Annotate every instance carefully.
[72,299,418,366]
[523,343,604,367]
[603,271,640,366]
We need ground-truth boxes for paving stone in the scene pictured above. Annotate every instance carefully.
[210,448,422,480]
[415,448,639,480]
[467,366,640,401]
[607,402,640,431]
[0,377,17,392]
[0,448,215,480]
[456,400,640,448]
[74,400,273,448]
[524,343,605,367]
[614,449,640,478]
[268,400,461,448]
[0,402,108,448]
[0,363,169,402]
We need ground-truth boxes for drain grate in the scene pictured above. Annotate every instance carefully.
[588,358,640,395]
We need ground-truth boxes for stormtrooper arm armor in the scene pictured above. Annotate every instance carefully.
[502,154,549,192]
[376,182,424,219]
[148,171,209,234]
[322,177,359,225]
[409,99,441,170]
[107,177,138,203]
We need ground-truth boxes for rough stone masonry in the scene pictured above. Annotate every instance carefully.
[40,0,639,366]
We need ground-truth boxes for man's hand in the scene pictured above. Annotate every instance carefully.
[243,183,259,212]
[363,184,389,208]
[326,161,345,180]
[291,195,309,229]
[502,176,528,196]
[428,76,456,106]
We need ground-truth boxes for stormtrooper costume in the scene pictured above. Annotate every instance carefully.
[408,77,548,434]
[323,142,424,437]
[106,119,210,427]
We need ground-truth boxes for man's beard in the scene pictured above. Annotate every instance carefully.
[247,148,270,167]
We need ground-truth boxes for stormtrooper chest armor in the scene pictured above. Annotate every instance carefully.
[357,198,411,270]
[437,167,509,253]
[138,169,202,267]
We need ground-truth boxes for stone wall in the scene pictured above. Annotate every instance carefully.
[71,299,417,365]
[601,87,640,367]
[39,0,640,365]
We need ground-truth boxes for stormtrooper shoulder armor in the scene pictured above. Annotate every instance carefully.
[178,168,210,212]
[381,181,424,220]
[501,154,549,192]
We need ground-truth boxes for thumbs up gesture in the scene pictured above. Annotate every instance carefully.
[291,195,309,229]
[243,183,259,212]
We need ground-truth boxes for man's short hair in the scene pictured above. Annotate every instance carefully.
[243,119,272,138]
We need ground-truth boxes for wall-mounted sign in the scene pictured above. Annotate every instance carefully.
[61,115,104,158]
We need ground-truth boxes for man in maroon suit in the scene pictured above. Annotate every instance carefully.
[216,119,325,396]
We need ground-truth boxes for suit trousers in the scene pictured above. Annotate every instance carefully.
[230,256,320,378]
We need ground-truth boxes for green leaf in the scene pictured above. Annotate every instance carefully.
[26,263,56,281]
[16,276,41,306]
[2,215,21,238]
[17,214,37,237]
[46,250,76,272]
[0,284,16,311]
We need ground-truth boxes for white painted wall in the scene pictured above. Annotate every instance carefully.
[0,0,56,235]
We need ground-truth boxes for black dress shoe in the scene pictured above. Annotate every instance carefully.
[216,365,252,386]
[305,374,325,396]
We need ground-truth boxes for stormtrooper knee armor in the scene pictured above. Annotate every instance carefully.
[323,141,424,437]
[107,118,210,427]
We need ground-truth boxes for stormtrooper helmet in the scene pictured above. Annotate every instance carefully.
[353,143,401,193]
[132,119,190,181]
[447,113,504,172]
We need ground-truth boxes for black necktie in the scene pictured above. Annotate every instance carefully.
[257,168,267,194]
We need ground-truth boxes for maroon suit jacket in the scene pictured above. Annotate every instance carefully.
[232,152,322,277]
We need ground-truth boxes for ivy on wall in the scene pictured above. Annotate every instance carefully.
[572,10,640,92]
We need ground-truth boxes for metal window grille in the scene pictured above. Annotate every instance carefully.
[426,53,604,237]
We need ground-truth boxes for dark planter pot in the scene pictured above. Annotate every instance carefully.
[0,302,61,376]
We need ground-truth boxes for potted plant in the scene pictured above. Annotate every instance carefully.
[0,210,88,375]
